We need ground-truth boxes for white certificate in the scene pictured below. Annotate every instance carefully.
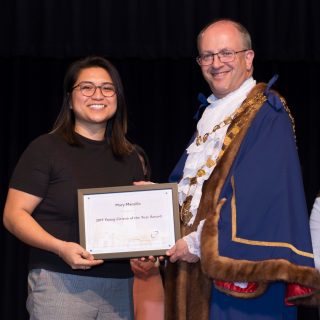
[77,183,180,259]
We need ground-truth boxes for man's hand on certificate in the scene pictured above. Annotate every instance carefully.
[166,239,199,263]
[58,241,104,270]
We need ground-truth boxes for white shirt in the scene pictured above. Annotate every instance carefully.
[181,77,256,257]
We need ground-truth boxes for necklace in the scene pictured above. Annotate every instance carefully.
[180,92,267,226]
[195,105,245,146]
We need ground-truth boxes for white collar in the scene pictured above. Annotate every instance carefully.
[197,77,256,135]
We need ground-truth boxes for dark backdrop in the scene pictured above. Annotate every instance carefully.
[1,1,320,319]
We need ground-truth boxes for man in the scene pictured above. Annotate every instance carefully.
[166,19,320,320]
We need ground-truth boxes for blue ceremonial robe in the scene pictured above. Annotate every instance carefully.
[210,282,296,319]
[208,91,304,319]
[169,79,316,320]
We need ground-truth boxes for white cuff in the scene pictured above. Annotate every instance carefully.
[182,220,205,258]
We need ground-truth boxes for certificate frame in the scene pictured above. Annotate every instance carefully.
[77,183,180,259]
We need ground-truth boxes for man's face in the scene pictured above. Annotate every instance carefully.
[198,21,254,99]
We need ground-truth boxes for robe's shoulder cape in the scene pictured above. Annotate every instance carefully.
[166,79,320,320]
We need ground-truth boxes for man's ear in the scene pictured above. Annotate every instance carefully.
[245,50,255,71]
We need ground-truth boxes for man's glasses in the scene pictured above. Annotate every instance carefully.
[196,49,248,66]
[72,81,116,97]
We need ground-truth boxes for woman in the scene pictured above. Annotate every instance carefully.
[3,56,144,320]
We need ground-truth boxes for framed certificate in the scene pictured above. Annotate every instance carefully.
[77,183,180,259]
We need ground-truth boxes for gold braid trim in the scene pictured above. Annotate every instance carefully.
[279,96,296,141]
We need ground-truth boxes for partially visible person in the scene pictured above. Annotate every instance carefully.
[165,19,320,320]
[310,191,320,318]
[3,56,144,320]
[310,191,320,269]
[130,144,165,320]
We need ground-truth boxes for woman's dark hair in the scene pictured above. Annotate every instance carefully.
[133,144,151,180]
[52,56,133,156]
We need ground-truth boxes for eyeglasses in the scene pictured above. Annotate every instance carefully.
[196,49,248,66]
[72,81,116,97]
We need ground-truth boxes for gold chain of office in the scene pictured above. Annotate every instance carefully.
[180,92,267,225]
[195,104,246,146]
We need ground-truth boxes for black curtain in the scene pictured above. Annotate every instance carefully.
[1,1,320,319]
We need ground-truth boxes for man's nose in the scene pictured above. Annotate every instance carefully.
[211,54,223,67]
